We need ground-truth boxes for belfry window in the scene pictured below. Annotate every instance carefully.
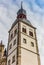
[23,38,26,43]
[11,33,13,40]
[13,39,16,45]
[29,31,33,37]
[14,29,17,36]
[8,60,10,65]
[22,27,26,33]
[31,42,34,47]
[12,55,15,63]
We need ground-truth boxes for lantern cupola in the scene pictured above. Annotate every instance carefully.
[17,2,26,19]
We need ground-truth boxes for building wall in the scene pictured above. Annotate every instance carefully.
[8,23,18,55]
[7,23,18,65]
[20,22,35,39]
[8,35,17,55]
[21,33,37,53]
[0,43,7,65]
[7,49,17,65]
[20,22,40,65]
[20,22,37,53]
[2,58,7,65]
[21,48,38,65]
[0,45,4,57]
[8,23,18,42]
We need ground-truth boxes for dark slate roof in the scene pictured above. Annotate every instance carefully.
[9,18,36,32]
[21,18,32,25]
[17,8,26,16]
[17,2,26,16]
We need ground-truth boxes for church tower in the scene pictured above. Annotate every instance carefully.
[7,2,40,65]
[0,41,7,65]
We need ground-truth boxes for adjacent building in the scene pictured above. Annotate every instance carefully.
[0,41,7,65]
[7,3,41,65]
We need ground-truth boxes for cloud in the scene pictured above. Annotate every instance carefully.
[35,0,44,8]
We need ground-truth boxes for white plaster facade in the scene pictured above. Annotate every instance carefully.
[21,48,38,65]
[19,22,40,65]
[7,23,18,65]
[7,20,40,65]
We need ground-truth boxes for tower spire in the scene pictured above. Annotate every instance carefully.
[17,2,26,19]
[21,1,23,9]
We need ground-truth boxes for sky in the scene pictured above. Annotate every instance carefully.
[0,0,44,65]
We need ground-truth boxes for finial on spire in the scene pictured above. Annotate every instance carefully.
[21,1,23,9]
